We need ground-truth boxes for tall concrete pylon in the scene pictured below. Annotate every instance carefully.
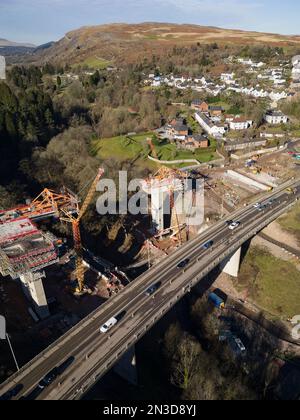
[19,271,50,319]
[221,247,242,278]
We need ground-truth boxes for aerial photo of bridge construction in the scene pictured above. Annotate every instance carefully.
[1,0,300,405]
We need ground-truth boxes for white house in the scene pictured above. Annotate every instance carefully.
[292,55,300,66]
[230,118,253,131]
[195,112,227,138]
[265,110,288,125]
[221,73,235,83]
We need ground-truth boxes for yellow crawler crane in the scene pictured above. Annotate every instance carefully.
[61,168,104,293]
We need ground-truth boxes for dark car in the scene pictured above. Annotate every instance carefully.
[38,367,59,389]
[0,384,24,400]
[202,240,213,250]
[177,258,190,269]
[0,391,12,401]
[23,386,44,400]
[145,281,162,296]
[11,384,24,397]
[56,357,75,375]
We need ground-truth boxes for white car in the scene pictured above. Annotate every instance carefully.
[253,203,261,209]
[228,221,241,231]
[100,317,118,333]
[234,337,246,353]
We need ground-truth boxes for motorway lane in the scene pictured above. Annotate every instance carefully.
[55,194,300,400]
[7,207,236,398]
[1,179,299,399]
[42,185,300,399]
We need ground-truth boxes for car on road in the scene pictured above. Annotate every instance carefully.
[145,281,161,296]
[0,384,24,401]
[57,356,75,375]
[253,203,261,209]
[38,367,59,389]
[228,221,241,231]
[100,317,118,334]
[225,220,233,226]
[177,258,190,269]
[201,240,213,250]
[257,204,267,211]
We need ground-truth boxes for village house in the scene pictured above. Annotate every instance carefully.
[224,138,267,151]
[195,112,227,138]
[191,100,204,111]
[292,56,300,80]
[260,132,285,139]
[225,115,236,123]
[229,117,253,131]
[165,118,189,139]
[265,110,288,125]
[178,134,209,151]
[191,101,209,112]
[221,73,235,84]
[209,105,224,117]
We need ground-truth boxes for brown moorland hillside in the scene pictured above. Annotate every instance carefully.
[33,22,300,67]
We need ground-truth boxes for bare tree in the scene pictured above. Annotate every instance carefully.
[171,333,202,390]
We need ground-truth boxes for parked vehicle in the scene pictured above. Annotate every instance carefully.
[201,240,213,250]
[208,292,225,309]
[145,282,161,296]
[0,383,24,400]
[38,367,59,389]
[228,221,240,231]
[57,356,75,375]
[258,204,267,211]
[100,317,118,333]
[177,258,190,269]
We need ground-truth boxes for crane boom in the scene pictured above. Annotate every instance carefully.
[70,168,104,293]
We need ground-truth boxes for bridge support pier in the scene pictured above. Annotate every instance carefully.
[221,247,242,278]
[113,346,138,386]
[20,271,49,320]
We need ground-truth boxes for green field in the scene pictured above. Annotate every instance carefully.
[91,133,218,170]
[278,202,300,243]
[233,247,300,319]
[73,57,112,69]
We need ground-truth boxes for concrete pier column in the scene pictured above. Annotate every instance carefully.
[114,346,138,385]
[150,188,165,232]
[221,247,242,278]
[20,271,49,319]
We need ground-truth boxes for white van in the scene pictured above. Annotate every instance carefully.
[100,317,118,333]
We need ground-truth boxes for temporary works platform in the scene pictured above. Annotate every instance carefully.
[0,218,59,319]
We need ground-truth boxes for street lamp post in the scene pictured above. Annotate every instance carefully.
[1,316,20,372]
[6,333,20,372]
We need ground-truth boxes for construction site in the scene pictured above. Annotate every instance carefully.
[0,141,299,377]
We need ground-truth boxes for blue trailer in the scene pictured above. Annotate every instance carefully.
[208,292,225,309]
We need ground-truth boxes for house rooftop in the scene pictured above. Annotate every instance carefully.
[266,110,286,117]
[174,124,188,132]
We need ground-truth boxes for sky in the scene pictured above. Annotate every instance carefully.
[0,0,299,46]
